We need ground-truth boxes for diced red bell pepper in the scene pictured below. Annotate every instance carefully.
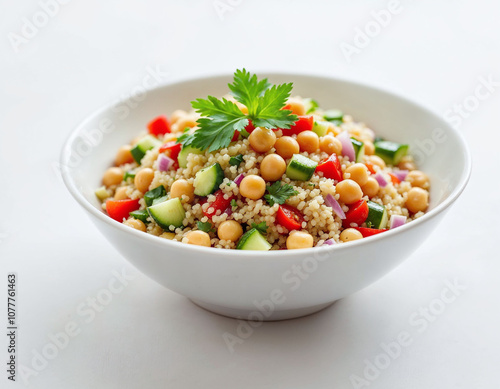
[203,190,235,219]
[342,200,369,228]
[365,162,376,175]
[159,141,182,168]
[276,205,304,231]
[281,116,314,135]
[232,130,240,142]
[282,103,292,111]
[244,120,255,134]
[147,116,171,136]
[316,153,343,182]
[388,173,401,185]
[106,199,140,222]
[353,227,387,237]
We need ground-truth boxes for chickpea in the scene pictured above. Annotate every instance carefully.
[218,220,244,242]
[134,168,154,193]
[260,154,286,181]
[275,136,300,159]
[249,127,277,153]
[336,179,363,204]
[344,163,369,186]
[406,170,430,189]
[170,179,194,203]
[175,116,197,132]
[123,218,147,232]
[319,135,342,155]
[103,167,123,187]
[115,145,134,166]
[406,187,429,213]
[170,109,187,124]
[297,131,319,153]
[286,98,306,116]
[235,102,248,114]
[239,175,266,200]
[364,141,375,156]
[361,177,380,198]
[326,122,340,136]
[185,230,211,247]
[114,186,129,200]
[398,159,417,171]
[340,228,363,242]
[286,231,314,250]
[367,155,386,170]
[160,232,176,240]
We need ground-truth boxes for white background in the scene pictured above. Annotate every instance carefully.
[1,0,499,388]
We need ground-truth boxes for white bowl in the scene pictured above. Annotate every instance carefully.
[61,73,471,321]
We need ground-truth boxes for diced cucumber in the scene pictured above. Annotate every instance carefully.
[178,145,204,168]
[193,163,224,196]
[366,201,388,229]
[130,135,162,164]
[323,109,343,123]
[144,185,167,207]
[236,228,272,251]
[95,186,110,201]
[312,120,329,137]
[286,154,318,181]
[303,98,319,114]
[351,138,365,162]
[130,209,149,223]
[374,141,409,165]
[152,196,168,205]
[147,197,185,229]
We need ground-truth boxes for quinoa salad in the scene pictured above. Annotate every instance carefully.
[96,69,430,250]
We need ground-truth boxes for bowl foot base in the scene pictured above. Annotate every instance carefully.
[189,299,336,321]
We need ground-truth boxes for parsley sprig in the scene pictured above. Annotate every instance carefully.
[264,181,298,206]
[178,69,297,152]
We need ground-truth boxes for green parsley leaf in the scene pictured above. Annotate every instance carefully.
[197,221,213,233]
[229,69,271,116]
[185,69,297,152]
[229,154,244,166]
[230,199,238,209]
[144,185,167,207]
[264,181,298,206]
[251,83,296,129]
[189,96,249,152]
[251,221,268,234]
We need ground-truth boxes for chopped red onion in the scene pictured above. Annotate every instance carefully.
[374,172,388,187]
[224,206,233,216]
[336,131,355,161]
[157,154,174,172]
[324,194,346,219]
[393,170,408,182]
[234,173,245,186]
[323,239,336,245]
[389,215,407,229]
